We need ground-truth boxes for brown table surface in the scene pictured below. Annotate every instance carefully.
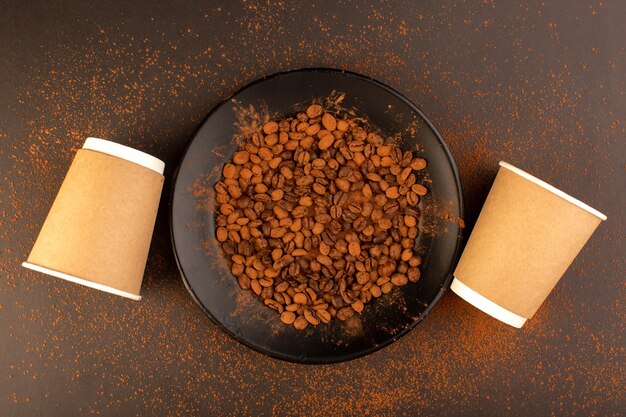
[1,1,624,416]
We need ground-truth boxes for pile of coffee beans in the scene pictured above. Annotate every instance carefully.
[214,105,427,330]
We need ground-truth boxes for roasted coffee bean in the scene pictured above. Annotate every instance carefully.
[319,135,335,150]
[391,274,408,286]
[337,306,355,321]
[378,260,396,277]
[413,184,428,196]
[292,206,308,217]
[348,242,361,256]
[304,308,321,325]
[335,178,351,192]
[232,151,249,164]
[280,311,296,324]
[215,104,428,330]
[353,217,367,232]
[322,113,337,131]
[408,267,421,282]
[293,292,308,304]
[381,282,394,294]
[316,309,331,323]
[250,279,262,295]
[384,200,400,214]
[378,218,392,230]
[409,255,422,267]
[410,157,427,171]
[237,274,251,290]
[404,215,417,227]
[389,244,402,260]
[356,271,370,285]
[293,316,309,330]
[306,104,323,118]
[264,298,283,313]
[330,205,342,219]
[216,227,228,242]
[351,299,365,313]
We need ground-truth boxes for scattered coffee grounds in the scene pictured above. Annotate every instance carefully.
[214,105,428,330]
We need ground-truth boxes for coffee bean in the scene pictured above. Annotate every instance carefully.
[384,200,400,214]
[216,104,429,330]
[398,167,412,183]
[408,267,421,282]
[264,298,283,313]
[391,274,408,286]
[348,241,361,256]
[216,227,228,242]
[305,123,321,136]
[306,104,323,118]
[222,163,236,179]
[233,151,249,165]
[410,157,427,171]
[378,218,392,230]
[370,285,382,298]
[389,244,402,260]
[304,308,320,325]
[385,186,400,199]
[413,184,428,196]
[405,191,418,206]
[292,206,308,217]
[293,316,309,330]
[376,145,392,156]
[356,271,370,285]
[337,306,355,321]
[312,223,324,235]
[237,274,251,290]
[351,299,365,313]
[262,121,279,135]
[270,227,287,238]
[378,260,396,277]
[293,293,308,305]
[330,205,342,219]
[291,248,307,257]
[335,178,351,192]
[280,311,296,324]
[321,113,337,131]
[353,217,367,232]
[250,279,262,295]
[319,134,335,150]
[316,309,331,323]
[317,254,333,267]
[348,203,361,214]
[409,255,422,267]
[404,215,417,227]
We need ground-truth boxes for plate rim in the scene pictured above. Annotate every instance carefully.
[169,67,465,364]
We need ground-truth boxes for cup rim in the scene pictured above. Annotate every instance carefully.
[450,277,527,328]
[499,161,607,220]
[84,137,165,175]
[22,262,142,300]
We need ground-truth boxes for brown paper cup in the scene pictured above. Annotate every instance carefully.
[22,138,165,300]
[451,162,606,327]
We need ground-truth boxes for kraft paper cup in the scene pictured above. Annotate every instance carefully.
[451,162,606,328]
[22,138,165,300]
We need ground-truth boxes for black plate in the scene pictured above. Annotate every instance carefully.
[170,69,463,364]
